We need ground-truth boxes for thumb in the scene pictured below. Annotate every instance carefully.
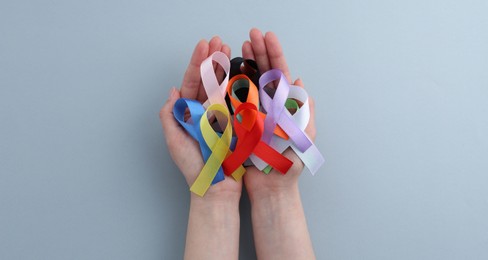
[160,87,182,137]
[293,78,316,141]
[293,77,304,88]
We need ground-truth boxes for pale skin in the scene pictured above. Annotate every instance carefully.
[160,28,316,260]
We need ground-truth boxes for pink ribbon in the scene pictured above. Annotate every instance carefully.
[200,51,230,108]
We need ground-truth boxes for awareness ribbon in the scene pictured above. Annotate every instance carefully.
[227,74,289,140]
[227,57,261,113]
[201,52,254,171]
[229,57,261,88]
[254,70,325,174]
[201,51,230,108]
[173,98,224,184]
[259,69,312,151]
[173,98,244,196]
[223,102,293,175]
[200,52,252,176]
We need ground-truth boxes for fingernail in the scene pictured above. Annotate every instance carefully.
[296,77,304,87]
[169,87,176,99]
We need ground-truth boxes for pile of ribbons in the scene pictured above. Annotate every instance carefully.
[173,52,325,196]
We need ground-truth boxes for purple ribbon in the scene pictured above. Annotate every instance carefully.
[259,69,312,152]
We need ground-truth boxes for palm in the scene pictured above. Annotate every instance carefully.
[244,149,304,193]
[161,36,242,197]
[241,28,316,195]
[162,29,315,197]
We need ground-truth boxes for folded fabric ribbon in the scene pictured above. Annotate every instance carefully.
[201,51,230,108]
[227,57,261,113]
[173,98,245,196]
[229,57,261,88]
[227,74,289,140]
[252,69,325,175]
[259,69,312,152]
[173,51,323,196]
[173,98,225,185]
[223,102,293,175]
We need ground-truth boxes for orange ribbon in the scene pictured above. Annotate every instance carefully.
[227,74,289,140]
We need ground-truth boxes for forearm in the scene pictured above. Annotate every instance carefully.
[249,186,315,260]
[184,193,240,260]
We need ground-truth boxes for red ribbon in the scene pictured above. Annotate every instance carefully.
[223,102,293,175]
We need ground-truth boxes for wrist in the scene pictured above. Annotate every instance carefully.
[188,191,240,236]
[247,183,300,205]
[248,186,303,227]
[185,185,241,260]
[190,189,241,207]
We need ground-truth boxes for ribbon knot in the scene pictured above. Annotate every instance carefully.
[227,74,289,140]
[173,98,244,197]
[259,69,313,152]
[251,70,325,175]
[223,102,293,175]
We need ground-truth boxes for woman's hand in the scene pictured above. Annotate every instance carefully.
[160,37,242,201]
[160,37,242,260]
[241,28,317,260]
[241,28,317,201]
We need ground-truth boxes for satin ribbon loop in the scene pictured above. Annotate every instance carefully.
[278,86,325,175]
[259,69,312,152]
[201,51,230,108]
[227,74,289,140]
[230,57,261,87]
[172,98,225,196]
[252,81,325,175]
[189,103,245,196]
[199,104,246,182]
[223,102,293,175]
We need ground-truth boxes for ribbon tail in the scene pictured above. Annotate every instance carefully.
[230,166,246,181]
[190,164,218,197]
[190,140,229,196]
[249,154,268,171]
[198,130,225,185]
[222,151,247,177]
[292,143,325,175]
[253,141,293,174]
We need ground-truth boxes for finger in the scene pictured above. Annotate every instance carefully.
[208,36,222,78]
[208,36,222,56]
[196,36,222,102]
[181,40,209,100]
[249,28,271,73]
[221,43,231,58]
[265,31,292,83]
[305,95,316,141]
[208,36,222,75]
[242,40,255,60]
[294,77,304,88]
[160,87,182,138]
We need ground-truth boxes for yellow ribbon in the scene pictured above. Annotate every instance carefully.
[189,103,246,196]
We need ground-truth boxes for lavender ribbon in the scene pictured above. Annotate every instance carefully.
[259,69,312,152]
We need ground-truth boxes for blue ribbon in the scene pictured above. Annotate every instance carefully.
[173,98,225,184]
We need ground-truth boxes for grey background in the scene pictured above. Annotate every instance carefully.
[1,0,487,259]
